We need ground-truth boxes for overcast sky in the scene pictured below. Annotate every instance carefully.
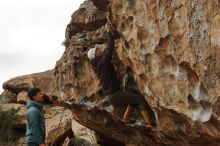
[0,0,84,92]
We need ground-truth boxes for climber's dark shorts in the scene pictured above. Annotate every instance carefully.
[106,90,150,111]
[27,142,38,146]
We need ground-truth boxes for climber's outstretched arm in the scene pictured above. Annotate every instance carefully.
[101,31,115,64]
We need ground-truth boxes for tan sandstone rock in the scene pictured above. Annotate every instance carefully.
[2,0,220,145]
[44,106,73,146]
[3,70,54,95]
[0,90,17,103]
[17,91,29,104]
[0,103,27,127]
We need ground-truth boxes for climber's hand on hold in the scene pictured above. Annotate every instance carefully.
[105,23,120,38]
[105,23,111,32]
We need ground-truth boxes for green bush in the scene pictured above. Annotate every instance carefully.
[0,107,19,143]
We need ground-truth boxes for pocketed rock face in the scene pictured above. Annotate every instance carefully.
[2,0,220,146]
[51,0,108,101]
[109,0,220,121]
[51,0,220,145]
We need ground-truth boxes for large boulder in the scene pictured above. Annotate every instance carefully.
[65,0,108,46]
[3,70,54,95]
[72,119,97,144]
[45,106,73,146]
[17,91,29,104]
[0,90,17,103]
[51,0,220,145]
[0,103,27,128]
[2,0,220,145]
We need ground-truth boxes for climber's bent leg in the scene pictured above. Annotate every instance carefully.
[122,105,135,124]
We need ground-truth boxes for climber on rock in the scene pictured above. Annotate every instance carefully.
[87,23,154,129]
